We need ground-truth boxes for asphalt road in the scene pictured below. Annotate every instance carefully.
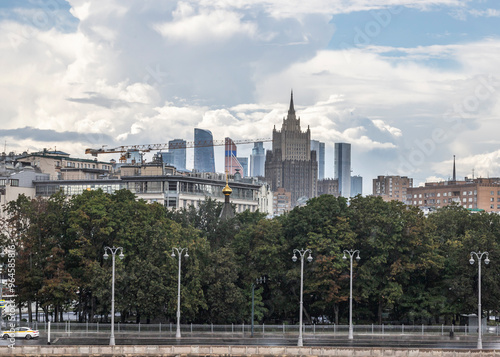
[2,334,500,349]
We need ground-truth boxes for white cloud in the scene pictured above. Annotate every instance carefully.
[469,8,500,18]
[1,0,500,194]
[154,4,257,43]
[372,119,403,137]
[434,151,500,179]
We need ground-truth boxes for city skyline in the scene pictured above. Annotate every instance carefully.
[1,1,499,195]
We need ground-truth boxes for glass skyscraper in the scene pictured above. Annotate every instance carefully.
[168,139,186,171]
[194,128,215,173]
[224,137,244,176]
[250,141,265,177]
[334,142,351,198]
[310,140,325,180]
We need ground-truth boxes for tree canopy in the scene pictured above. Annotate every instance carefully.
[2,191,498,325]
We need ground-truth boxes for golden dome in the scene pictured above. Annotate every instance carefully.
[222,183,232,195]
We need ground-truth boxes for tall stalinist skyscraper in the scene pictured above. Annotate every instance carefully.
[265,92,317,206]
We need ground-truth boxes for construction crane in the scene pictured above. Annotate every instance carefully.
[85,137,272,158]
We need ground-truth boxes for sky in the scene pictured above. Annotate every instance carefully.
[1,0,500,195]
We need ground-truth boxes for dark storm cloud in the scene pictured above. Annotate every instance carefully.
[66,92,131,109]
[0,127,114,144]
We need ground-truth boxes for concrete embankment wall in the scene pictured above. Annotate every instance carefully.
[0,346,499,357]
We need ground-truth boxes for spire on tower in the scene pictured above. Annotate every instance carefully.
[452,155,456,181]
[288,90,295,116]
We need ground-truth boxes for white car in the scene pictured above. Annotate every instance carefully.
[2,327,40,339]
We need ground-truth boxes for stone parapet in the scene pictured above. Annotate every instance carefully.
[0,346,499,356]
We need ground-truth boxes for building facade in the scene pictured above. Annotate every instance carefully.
[351,175,363,197]
[16,149,113,180]
[406,178,500,213]
[224,137,245,176]
[169,139,187,171]
[265,92,318,206]
[317,178,339,197]
[311,140,325,180]
[0,163,49,218]
[373,175,413,202]
[194,128,215,173]
[334,143,351,198]
[237,157,248,177]
[250,142,266,177]
[273,187,292,216]
[34,162,270,214]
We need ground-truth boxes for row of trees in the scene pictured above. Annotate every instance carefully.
[1,189,499,325]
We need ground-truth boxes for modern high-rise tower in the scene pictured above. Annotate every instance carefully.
[250,142,265,177]
[168,139,187,171]
[351,175,362,197]
[311,140,325,180]
[334,142,351,198]
[237,157,248,177]
[224,137,244,176]
[194,128,215,173]
[265,92,318,206]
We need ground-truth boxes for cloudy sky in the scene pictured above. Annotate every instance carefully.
[1,0,500,194]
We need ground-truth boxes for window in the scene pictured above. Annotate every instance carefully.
[0,179,6,186]
[437,193,441,197]
[437,199,440,204]
[469,198,473,202]
[469,191,473,195]
[491,198,495,202]
[443,193,447,197]
[463,191,467,196]
[491,191,495,195]
[9,179,19,187]
[463,198,467,203]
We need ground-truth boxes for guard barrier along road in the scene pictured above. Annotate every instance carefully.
[0,345,499,356]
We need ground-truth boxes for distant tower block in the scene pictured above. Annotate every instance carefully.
[194,128,215,173]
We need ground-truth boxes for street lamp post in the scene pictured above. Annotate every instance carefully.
[292,248,313,347]
[343,249,360,340]
[251,276,266,338]
[103,246,124,346]
[171,247,189,338]
[469,251,490,349]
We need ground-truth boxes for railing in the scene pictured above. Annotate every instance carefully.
[23,322,500,337]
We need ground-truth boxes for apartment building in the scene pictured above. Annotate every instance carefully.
[273,187,292,216]
[406,178,500,213]
[34,161,272,215]
[373,175,413,202]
